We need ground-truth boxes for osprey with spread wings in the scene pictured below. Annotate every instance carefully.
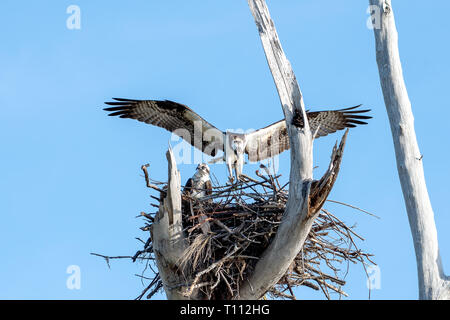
[104,98,371,180]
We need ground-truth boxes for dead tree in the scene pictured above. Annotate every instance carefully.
[237,0,317,300]
[149,0,358,300]
[368,0,450,300]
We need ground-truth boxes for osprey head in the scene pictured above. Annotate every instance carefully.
[196,163,210,175]
[230,135,246,155]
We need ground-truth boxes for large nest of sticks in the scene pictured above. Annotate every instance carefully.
[133,162,375,300]
[92,133,375,300]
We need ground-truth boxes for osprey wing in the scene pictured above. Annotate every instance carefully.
[244,105,371,162]
[244,120,289,162]
[182,178,194,196]
[204,180,213,196]
[305,105,372,138]
[104,98,225,157]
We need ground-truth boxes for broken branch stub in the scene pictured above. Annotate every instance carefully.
[309,130,348,217]
[150,148,198,300]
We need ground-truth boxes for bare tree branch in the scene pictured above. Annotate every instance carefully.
[237,0,319,300]
[369,0,449,299]
[150,148,199,299]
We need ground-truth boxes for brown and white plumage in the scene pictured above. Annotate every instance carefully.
[182,163,212,199]
[104,98,371,180]
[244,105,371,162]
[104,98,224,157]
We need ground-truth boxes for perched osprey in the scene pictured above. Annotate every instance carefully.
[104,98,371,180]
[182,163,212,199]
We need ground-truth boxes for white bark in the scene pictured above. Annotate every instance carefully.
[369,0,450,300]
[151,148,198,300]
[237,0,316,300]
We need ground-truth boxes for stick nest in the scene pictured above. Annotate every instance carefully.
[132,165,375,300]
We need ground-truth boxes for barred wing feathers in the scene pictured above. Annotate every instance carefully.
[245,105,371,162]
[104,98,225,157]
[307,105,372,138]
[245,120,289,163]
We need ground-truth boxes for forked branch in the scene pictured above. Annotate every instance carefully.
[237,0,346,299]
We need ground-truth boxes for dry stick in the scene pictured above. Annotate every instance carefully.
[90,252,153,269]
[184,245,240,297]
[284,276,296,300]
[200,181,272,202]
[141,164,166,194]
[270,288,295,300]
[221,271,235,298]
[305,263,346,286]
[315,277,348,298]
[326,199,379,219]
[140,211,154,222]
[146,281,163,300]
[135,274,161,300]
[322,209,367,242]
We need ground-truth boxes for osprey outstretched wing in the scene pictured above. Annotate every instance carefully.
[104,98,225,157]
[244,105,371,162]
[104,98,371,180]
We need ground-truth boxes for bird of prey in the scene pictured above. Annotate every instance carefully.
[182,163,212,235]
[104,98,371,180]
[182,163,213,200]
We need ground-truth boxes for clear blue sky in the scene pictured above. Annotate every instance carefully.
[1,0,449,300]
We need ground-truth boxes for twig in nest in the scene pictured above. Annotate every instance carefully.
[326,199,380,219]
[90,253,139,269]
[141,164,167,195]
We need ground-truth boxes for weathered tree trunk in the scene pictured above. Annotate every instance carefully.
[236,0,316,300]
[151,148,200,300]
[369,0,449,300]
